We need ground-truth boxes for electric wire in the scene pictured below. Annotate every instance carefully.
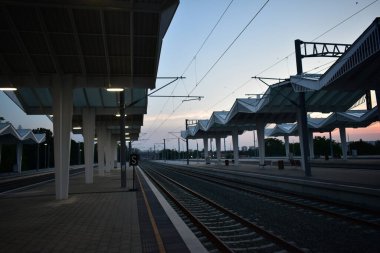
[181,0,235,76]
[255,0,378,77]
[188,0,271,95]
[143,1,235,138]
[145,0,378,146]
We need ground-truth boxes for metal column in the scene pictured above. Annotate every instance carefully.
[295,39,311,176]
[120,91,127,188]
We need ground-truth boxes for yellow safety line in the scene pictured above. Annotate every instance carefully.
[137,171,166,253]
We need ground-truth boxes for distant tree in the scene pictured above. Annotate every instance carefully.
[265,138,285,156]
[313,136,341,157]
[375,141,380,154]
[349,139,378,155]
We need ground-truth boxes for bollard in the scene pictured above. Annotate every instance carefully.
[278,160,284,170]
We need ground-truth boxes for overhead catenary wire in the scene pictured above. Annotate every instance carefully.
[255,0,378,77]
[188,0,271,96]
[181,0,235,76]
[145,0,378,147]
[143,1,235,137]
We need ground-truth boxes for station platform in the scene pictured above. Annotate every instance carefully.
[0,167,205,253]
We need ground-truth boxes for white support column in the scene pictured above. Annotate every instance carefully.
[82,108,95,184]
[16,143,23,173]
[215,137,221,165]
[257,122,266,166]
[309,131,314,159]
[96,123,106,176]
[284,135,290,158]
[339,127,347,160]
[232,129,239,165]
[203,137,208,163]
[52,76,73,200]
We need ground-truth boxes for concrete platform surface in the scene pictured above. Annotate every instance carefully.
[0,170,142,253]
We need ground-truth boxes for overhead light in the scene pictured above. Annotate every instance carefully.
[125,133,129,136]
[106,88,124,92]
[125,126,129,129]
[73,126,82,130]
[0,87,17,91]
[115,113,127,117]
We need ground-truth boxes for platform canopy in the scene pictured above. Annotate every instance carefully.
[266,106,379,137]
[0,122,45,144]
[182,79,366,140]
[290,17,380,92]
[0,0,179,133]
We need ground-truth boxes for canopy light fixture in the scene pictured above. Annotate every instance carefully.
[73,126,82,130]
[106,87,124,92]
[0,87,17,91]
[115,113,127,117]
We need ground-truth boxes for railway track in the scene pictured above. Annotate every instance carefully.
[141,163,305,253]
[162,164,380,230]
[140,161,380,252]
[0,167,85,193]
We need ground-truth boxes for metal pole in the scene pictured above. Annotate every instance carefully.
[163,138,166,162]
[329,131,333,158]
[178,138,180,160]
[186,119,189,165]
[44,144,47,168]
[120,91,127,188]
[132,165,136,190]
[295,39,311,177]
[36,143,39,171]
[78,142,80,165]
[47,144,49,169]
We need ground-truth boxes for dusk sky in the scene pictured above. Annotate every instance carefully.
[0,0,379,151]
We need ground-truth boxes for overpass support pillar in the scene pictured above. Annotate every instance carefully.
[339,127,347,160]
[203,137,208,163]
[52,76,73,200]
[257,122,265,166]
[215,137,221,165]
[284,135,290,159]
[96,123,106,176]
[16,143,23,173]
[83,108,95,184]
[232,129,239,165]
[309,131,314,159]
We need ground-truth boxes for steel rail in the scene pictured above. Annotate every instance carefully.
[0,167,85,194]
[142,167,233,253]
[162,164,380,230]
[141,164,305,253]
